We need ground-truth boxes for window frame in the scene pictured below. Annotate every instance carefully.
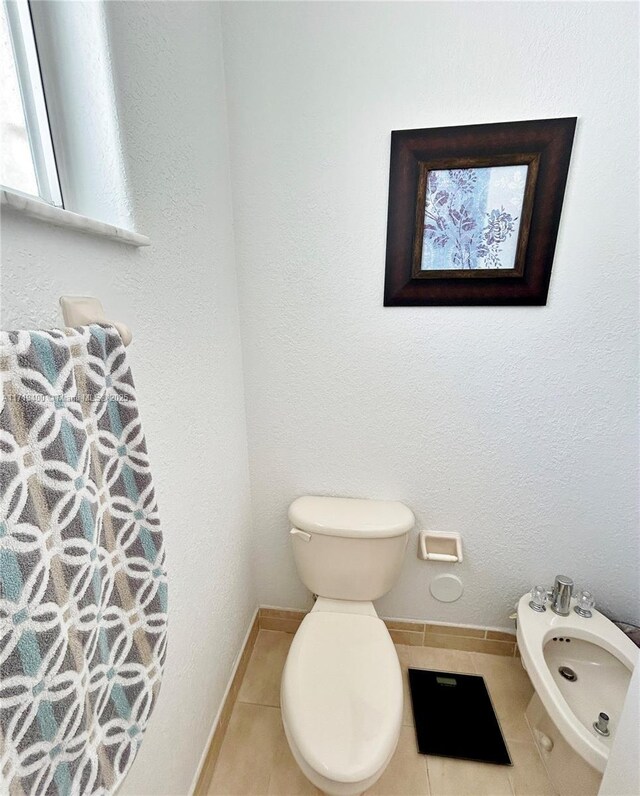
[3,0,62,206]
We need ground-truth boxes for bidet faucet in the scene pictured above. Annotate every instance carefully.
[549,575,573,616]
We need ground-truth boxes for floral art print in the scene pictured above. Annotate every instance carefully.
[421,165,528,271]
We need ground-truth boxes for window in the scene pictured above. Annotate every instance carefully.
[1,0,146,244]
[1,0,62,205]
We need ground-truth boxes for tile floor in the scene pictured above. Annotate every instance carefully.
[207,630,556,796]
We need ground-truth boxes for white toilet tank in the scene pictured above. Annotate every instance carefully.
[288,496,414,601]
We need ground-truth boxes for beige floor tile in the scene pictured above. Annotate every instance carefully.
[508,741,556,796]
[208,703,281,795]
[408,644,477,675]
[238,630,292,707]
[267,715,323,795]
[364,726,430,796]
[209,628,550,796]
[471,653,534,743]
[427,755,513,796]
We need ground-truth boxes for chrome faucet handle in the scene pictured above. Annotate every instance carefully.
[574,590,595,618]
[529,585,548,612]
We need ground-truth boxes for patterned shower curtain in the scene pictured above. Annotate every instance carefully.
[0,325,167,795]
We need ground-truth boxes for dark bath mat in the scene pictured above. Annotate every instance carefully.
[408,668,512,765]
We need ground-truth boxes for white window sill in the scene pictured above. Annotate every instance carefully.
[0,187,150,247]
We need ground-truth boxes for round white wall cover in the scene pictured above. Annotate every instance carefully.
[430,573,464,602]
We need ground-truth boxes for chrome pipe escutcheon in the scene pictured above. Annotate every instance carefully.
[593,712,610,737]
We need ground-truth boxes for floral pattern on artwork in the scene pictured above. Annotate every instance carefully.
[421,165,527,271]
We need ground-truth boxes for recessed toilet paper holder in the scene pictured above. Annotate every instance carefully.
[418,531,463,563]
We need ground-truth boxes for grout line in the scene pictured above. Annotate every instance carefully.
[423,753,432,795]
[259,630,300,636]
[235,700,280,710]
[469,651,479,674]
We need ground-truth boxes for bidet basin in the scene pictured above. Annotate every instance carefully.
[517,593,638,773]
[543,637,630,749]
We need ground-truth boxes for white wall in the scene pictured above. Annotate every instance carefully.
[1,3,256,794]
[222,1,640,629]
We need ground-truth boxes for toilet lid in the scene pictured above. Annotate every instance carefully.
[281,612,403,784]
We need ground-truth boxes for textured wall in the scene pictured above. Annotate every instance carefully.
[222,1,639,629]
[1,3,255,794]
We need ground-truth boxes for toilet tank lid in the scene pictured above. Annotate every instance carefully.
[289,496,414,538]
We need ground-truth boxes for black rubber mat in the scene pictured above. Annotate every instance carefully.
[408,668,512,765]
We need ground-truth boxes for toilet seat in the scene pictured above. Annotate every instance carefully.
[281,611,403,789]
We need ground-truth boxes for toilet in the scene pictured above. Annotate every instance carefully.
[281,495,414,796]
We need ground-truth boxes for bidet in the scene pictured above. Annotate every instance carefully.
[517,590,638,795]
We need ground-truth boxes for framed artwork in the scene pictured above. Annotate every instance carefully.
[383,118,576,306]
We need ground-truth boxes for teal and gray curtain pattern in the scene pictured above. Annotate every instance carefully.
[0,325,167,795]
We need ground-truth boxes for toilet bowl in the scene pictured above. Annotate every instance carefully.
[281,496,414,796]
[516,591,638,787]
[282,599,403,795]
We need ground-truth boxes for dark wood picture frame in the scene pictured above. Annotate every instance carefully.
[383,118,576,306]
